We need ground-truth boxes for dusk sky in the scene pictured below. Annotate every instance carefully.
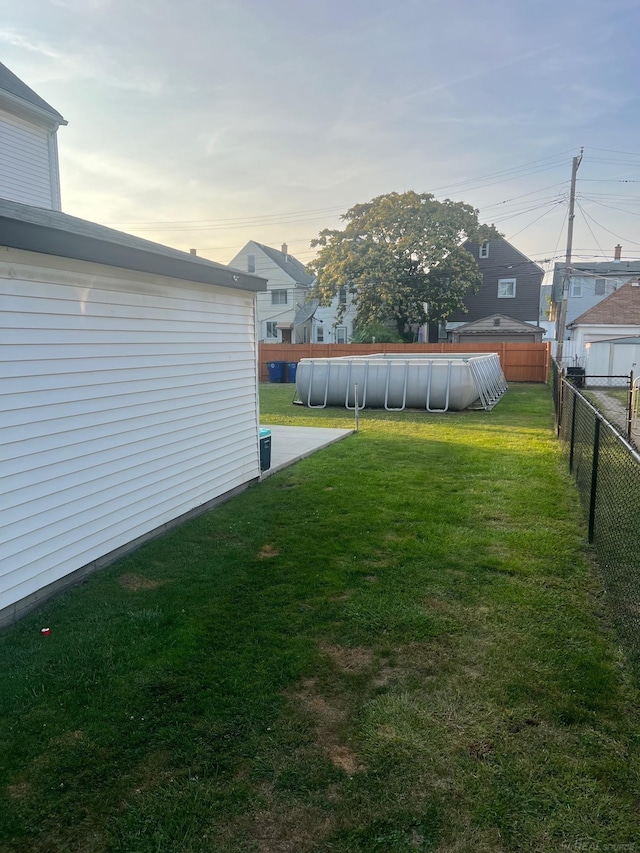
[3,0,640,276]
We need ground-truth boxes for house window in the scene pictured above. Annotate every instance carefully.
[497,278,516,298]
[247,254,256,273]
[266,321,278,338]
[271,289,287,305]
[570,278,583,297]
[338,286,347,305]
[595,278,606,296]
[479,241,489,259]
[335,326,347,344]
[316,325,324,343]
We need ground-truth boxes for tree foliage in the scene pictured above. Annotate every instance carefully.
[350,319,404,344]
[309,191,499,336]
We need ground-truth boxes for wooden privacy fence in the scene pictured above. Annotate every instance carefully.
[259,342,550,383]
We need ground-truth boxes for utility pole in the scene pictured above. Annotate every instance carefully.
[555,147,583,365]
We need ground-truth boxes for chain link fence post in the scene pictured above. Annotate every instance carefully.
[588,418,600,544]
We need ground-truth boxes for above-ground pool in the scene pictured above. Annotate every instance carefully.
[295,353,507,412]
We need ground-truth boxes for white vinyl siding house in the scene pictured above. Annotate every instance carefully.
[0,61,67,211]
[0,205,266,626]
[0,109,60,209]
[229,241,315,343]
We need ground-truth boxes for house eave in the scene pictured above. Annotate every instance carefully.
[0,89,67,128]
[0,201,267,293]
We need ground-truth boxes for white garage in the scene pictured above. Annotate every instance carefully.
[0,199,266,626]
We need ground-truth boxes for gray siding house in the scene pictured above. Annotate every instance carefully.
[445,237,543,339]
[551,250,640,339]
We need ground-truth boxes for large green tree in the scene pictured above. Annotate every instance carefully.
[309,191,498,337]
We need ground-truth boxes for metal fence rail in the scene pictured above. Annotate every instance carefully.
[553,360,640,663]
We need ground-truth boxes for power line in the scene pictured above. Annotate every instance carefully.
[576,205,640,248]
[576,200,608,259]
[479,181,569,211]
[579,196,640,218]
[103,150,576,230]
[104,204,349,229]
[506,201,565,241]
[587,147,640,158]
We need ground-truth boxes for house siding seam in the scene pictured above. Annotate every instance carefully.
[0,108,54,208]
[0,261,260,614]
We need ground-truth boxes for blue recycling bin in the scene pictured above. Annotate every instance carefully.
[267,361,286,383]
[286,361,298,383]
[259,427,271,471]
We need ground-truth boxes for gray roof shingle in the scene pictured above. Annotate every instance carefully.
[0,60,66,123]
[254,242,315,286]
[569,280,640,326]
[0,198,266,293]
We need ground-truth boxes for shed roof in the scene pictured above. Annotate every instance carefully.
[568,280,640,327]
[0,198,267,293]
[0,60,66,124]
[453,313,545,334]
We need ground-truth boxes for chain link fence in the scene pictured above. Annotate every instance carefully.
[553,360,640,664]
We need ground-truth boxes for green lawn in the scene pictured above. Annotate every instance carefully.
[1,384,639,853]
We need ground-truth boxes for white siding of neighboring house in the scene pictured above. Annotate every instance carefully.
[314,290,357,343]
[229,244,309,342]
[0,108,58,209]
[1,249,260,620]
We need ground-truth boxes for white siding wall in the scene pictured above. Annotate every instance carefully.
[314,292,357,343]
[1,251,260,615]
[0,108,56,208]
[586,341,640,378]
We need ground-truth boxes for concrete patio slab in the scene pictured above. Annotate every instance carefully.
[260,424,353,478]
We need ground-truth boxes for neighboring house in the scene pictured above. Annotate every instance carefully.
[550,247,640,338]
[444,237,544,339]
[450,314,545,344]
[313,285,357,343]
[229,241,315,343]
[0,60,67,210]
[228,241,357,343]
[565,278,640,366]
[0,64,268,625]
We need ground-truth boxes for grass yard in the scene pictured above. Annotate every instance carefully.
[1,383,639,853]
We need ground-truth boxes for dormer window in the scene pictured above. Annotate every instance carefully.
[479,241,489,259]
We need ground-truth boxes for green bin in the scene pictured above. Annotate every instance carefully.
[259,428,271,471]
